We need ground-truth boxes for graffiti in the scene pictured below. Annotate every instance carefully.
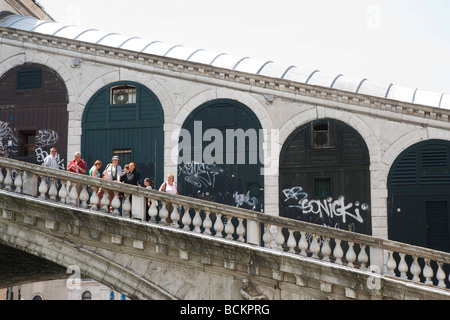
[35,147,65,170]
[178,161,224,188]
[282,186,308,209]
[36,129,59,147]
[283,186,368,225]
[301,196,367,224]
[233,190,258,208]
[0,121,18,157]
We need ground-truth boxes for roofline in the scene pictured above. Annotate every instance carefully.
[3,0,54,21]
[1,25,450,129]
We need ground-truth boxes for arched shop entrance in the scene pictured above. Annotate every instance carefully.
[178,99,264,212]
[388,139,450,252]
[279,118,371,235]
[0,63,68,168]
[82,81,164,185]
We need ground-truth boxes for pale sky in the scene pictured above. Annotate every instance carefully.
[37,0,450,95]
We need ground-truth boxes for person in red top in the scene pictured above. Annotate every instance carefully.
[67,152,87,174]
[66,152,87,204]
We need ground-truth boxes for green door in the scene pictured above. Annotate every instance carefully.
[82,81,164,185]
[388,140,450,252]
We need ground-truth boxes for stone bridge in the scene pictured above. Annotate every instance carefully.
[1,157,450,300]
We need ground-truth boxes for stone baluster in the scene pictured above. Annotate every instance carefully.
[275,226,285,251]
[224,216,235,240]
[38,177,48,199]
[386,251,397,276]
[423,259,434,285]
[192,209,202,233]
[287,229,296,253]
[262,224,273,248]
[345,242,356,267]
[89,186,99,210]
[310,234,320,259]
[298,231,308,257]
[48,179,58,201]
[321,237,332,262]
[79,185,90,208]
[182,207,192,231]
[436,263,446,288]
[410,256,421,282]
[170,204,180,227]
[4,168,13,191]
[203,211,212,235]
[213,212,223,237]
[110,191,121,215]
[333,239,344,265]
[59,180,68,203]
[159,201,169,224]
[148,200,158,222]
[14,170,23,193]
[100,191,110,213]
[122,194,131,218]
[357,244,368,270]
[69,183,79,206]
[236,218,245,242]
[398,253,408,280]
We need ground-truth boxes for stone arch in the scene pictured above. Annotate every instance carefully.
[166,87,273,182]
[0,50,79,105]
[279,107,381,164]
[174,87,272,129]
[0,224,175,300]
[381,127,450,186]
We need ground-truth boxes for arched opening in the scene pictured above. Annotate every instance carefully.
[81,81,164,185]
[178,99,264,211]
[388,139,450,251]
[279,118,371,234]
[0,63,68,167]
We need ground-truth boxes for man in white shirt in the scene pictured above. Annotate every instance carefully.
[43,147,59,169]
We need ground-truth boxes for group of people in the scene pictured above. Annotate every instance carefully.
[43,148,178,211]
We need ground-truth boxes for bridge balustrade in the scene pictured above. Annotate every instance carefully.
[2,157,450,292]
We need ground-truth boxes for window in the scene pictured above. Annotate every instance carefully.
[312,121,329,148]
[19,130,36,157]
[81,291,92,300]
[314,177,331,198]
[16,67,42,90]
[110,85,136,105]
[113,148,132,167]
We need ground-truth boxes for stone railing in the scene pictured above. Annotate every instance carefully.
[2,157,450,291]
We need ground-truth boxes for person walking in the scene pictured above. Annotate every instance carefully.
[67,152,87,174]
[159,173,178,224]
[43,147,60,191]
[43,147,59,169]
[100,155,123,212]
[67,152,87,203]
[120,162,141,186]
[88,160,102,178]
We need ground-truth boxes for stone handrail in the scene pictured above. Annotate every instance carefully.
[2,157,450,290]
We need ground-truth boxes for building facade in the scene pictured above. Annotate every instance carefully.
[1,8,450,256]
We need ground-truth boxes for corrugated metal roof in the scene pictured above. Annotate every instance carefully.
[1,13,449,109]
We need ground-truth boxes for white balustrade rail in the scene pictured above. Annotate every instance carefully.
[2,157,450,291]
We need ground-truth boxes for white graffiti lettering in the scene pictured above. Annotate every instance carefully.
[301,196,366,224]
[233,190,258,208]
[282,186,308,209]
[36,129,59,147]
[178,161,223,188]
[283,186,368,225]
